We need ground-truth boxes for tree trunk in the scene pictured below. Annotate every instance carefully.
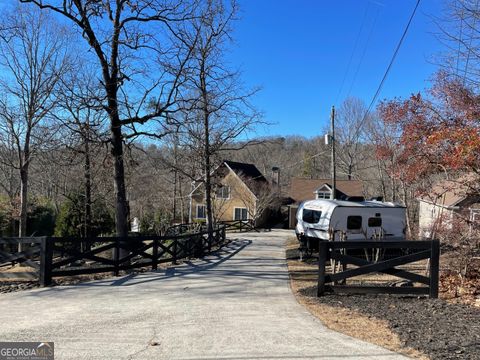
[390,172,397,202]
[179,175,185,223]
[204,129,214,238]
[376,160,387,200]
[173,170,177,222]
[111,122,129,238]
[18,164,29,253]
[401,180,412,238]
[201,61,214,239]
[19,166,28,237]
[84,127,92,251]
[172,129,179,222]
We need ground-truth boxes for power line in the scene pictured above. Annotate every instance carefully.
[346,5,381,98]
[455,0,464,76]
[358,0,421,130]
[281,0,420,175]
[335,2,371,104]
[462,0,479,85]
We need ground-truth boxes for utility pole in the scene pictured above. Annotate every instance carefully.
[330,106,336,200]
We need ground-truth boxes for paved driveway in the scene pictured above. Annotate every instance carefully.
[0,230,407,359]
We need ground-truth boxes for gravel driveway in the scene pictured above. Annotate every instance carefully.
[0,230,407,359]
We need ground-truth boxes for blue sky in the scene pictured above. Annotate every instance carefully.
[230,0,445,138]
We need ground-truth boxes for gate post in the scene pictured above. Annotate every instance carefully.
[208,230,212,253]
[317,241,327,297]
[429,240,440,298]
[114,238,120,276]
[172,239,178,265]
[152,237,159,271]
[39,237,53,287]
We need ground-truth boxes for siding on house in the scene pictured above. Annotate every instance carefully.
[190,166,257,222]
[417,174,480,238]
[418,200,454,238]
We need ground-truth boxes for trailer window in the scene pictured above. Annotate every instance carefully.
[368,217,382,227]
[347,216,362,230]
[302,209,321,224]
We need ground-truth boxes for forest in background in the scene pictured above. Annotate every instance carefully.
[0,0,478,267]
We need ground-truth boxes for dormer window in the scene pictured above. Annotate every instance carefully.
[316,191,331,199]
[315,185,332,199]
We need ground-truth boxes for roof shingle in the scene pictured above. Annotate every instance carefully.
[289,177,364,203]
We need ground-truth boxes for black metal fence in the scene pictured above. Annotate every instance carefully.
[316,239,440,298]
[0,226,227,287]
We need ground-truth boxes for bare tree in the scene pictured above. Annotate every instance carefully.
[334,97,370,180]
[0,134,18,235]
[436,0,480,87]
[180,0,261,236]
[21,0,198,238]
[0,6,69,239]
[234,175,279,226]
[57,66,109,240]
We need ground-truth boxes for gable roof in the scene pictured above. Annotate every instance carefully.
[289,177,364,203]
[190,160,269,197]
[419,174,480,207]
[223,160,268,196]
[223,160,267,182]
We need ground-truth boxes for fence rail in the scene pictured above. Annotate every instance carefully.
[164,223,206,236]
[164,220,257,236]
[0,226,227,287]
[220,219,258,233]
[315,239,440,298]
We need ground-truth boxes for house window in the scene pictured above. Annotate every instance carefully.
[216,186,230,199]
[302,209,322,224]
[316,191,330,199]
[368,217,382,227]
[234,207,248,220]
[347,216,362,230]
[196,205,206,219]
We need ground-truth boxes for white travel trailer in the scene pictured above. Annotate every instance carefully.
[295,199,406,242]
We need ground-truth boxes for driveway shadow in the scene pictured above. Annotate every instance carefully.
[31,238,253,292]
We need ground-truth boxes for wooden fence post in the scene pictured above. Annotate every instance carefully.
[114,238,120,276]
[429,239,440,299]
[187,236,193,257]
[317,241,327,297]
[39,237,53,287]
[173,239,178,265]
[208,230,212,253]
[152,238,158,271]
[197,234,205,258]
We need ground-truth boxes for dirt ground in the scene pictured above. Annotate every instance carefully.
[286,239,480,360]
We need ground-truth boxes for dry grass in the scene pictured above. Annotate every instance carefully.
[285,237,427,359]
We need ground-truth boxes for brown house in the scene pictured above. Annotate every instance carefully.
[289,177,364,202]
[189,160,271,225]
[287,177,365,228]
[418,175,480,238]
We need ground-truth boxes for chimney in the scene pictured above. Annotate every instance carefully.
[271,166,280,192]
